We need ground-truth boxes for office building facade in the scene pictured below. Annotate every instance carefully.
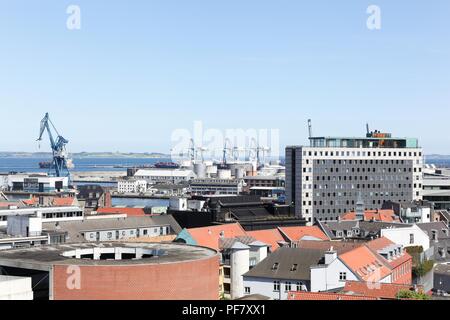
[286,130,423,224]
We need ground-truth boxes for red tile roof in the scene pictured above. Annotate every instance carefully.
[339,245,392,282]
[0,201,21,208]
[343,281,420,299]
[247,229,285,251]
[22,198,38,206]
[296,240,363,255]
[278,226,329,242]
[52,197,76,206]
[187,223,247,251]
[22,197,76,207]
[366,237,412,269]
[96,207,146,217]
[340,209,399,222]
[288,291,377,301]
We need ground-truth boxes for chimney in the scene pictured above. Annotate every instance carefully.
[325,247,337,265]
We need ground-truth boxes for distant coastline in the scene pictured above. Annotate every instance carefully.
[0,152,171,159]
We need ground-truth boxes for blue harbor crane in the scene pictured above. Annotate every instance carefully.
[37,113,71,178]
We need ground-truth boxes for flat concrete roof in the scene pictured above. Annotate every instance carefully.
[0,242,218,271]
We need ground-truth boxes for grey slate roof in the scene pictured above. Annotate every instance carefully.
[43,215,182,243]
[219,235,257,250]
[417,222,450,240]
[319,220,411,239]
[243,247,325,281]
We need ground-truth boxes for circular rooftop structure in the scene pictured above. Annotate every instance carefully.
[0,242,220,300]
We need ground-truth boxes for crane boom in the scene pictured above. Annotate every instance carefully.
[37,113,70,178]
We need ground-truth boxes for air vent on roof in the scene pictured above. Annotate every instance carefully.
[272,263,279,271]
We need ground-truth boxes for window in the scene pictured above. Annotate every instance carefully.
[285,282,292,292]
[409,233,414,244]
[107,232,112,239]
[273,281,280,292]
[272,263,279,270]
[244,287,251,295]
[290,264,298,272]
[339,272,347,281]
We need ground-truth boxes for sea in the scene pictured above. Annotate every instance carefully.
[0,157,171,207]
[0,157,171,173]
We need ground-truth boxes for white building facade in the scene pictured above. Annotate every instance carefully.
[134,169,196,184]
[117,179,147,194]
[381,224,430,251]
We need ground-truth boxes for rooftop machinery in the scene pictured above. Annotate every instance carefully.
[36,113,71,178]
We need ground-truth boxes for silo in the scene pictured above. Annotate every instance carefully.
[206,165,218,176]
[194,163,207,179]
[235,167,245,179]
[180,160,193,169]
[230,242,250,300]
[217,169,232,179]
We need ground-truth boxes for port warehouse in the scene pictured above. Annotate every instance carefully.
[4,174,69,193]
[0,242,219,300]
[0,206,83,226]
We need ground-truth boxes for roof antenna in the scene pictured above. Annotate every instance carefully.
[308,119,313,138]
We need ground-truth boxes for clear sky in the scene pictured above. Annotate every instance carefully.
[0,1,449,154]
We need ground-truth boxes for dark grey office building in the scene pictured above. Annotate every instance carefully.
[286,129,423,225]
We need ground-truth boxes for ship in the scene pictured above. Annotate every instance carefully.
[39,161,53,169]
[154,161,180,169]
[39,158,74,169]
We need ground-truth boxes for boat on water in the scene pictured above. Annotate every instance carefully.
[39,161,53,169]
[154,161,180,169]
[113,161,180,169]
[39,158,74,169]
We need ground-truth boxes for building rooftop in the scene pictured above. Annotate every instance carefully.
[343,281,422,300]
[243,247,326,281]
[182,223,248,251]
[135,169,194,177]
[278,226,329,242]
[42,215,182,243]
[417,222,450,240]
[340,209,399,223]
[246,229,286,252]
[96,207,147,217]
[318,220,411,239]
[434,263,450,275]
[0,242,218,270]
[288,291,377,301]
[339,245,391,282]
[295,240,362,255]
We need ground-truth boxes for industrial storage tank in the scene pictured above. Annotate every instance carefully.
[234,167,245,179]
[228,163,253,174]
[217,169,232,179]
[206,165,218,176]
[193,163,207,179]
[180,160,193,169]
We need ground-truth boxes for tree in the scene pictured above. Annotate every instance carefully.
[396,290,430,300]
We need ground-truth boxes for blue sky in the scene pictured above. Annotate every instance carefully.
[0,1,449,154]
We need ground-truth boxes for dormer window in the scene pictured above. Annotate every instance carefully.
[291,264,298,272]
[272,263,279,271]
[431,230,438,241]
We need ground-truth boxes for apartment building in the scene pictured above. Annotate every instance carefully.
[117,178,147,194]
[286,129,423,224]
